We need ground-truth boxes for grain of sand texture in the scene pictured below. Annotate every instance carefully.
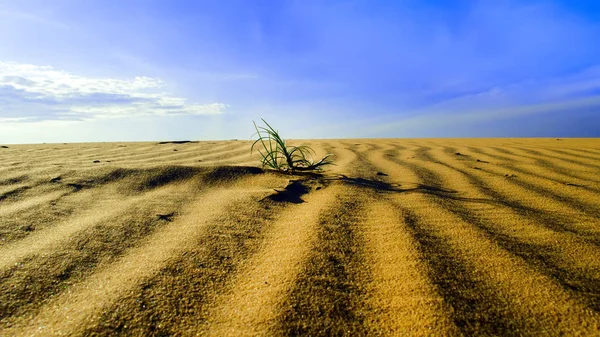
[0,138,599,336]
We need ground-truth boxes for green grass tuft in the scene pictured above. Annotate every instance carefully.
[251,119,334,174]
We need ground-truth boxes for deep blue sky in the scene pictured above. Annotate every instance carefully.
[1,0,599,143]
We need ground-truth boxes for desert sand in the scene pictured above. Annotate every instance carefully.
[0,138,599,336]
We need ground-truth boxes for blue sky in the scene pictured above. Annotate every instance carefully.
[0,0,599,143]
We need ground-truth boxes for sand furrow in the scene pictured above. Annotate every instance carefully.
[196,150,255,166]
[0,174,28,186]
[69,146,164,163]
[489,146,600,184]
[2,138,599,335]
[362,199,458,336]
[320,141,356,176]
[2,147,105,167]
[449,145,600,215]
[0,185,30,202]
[74,143,173,162]
[0,166,69,183]
[0,183,194,322]
[348,143,526,334]
[104,142,243,164]
[412,145,600,243]
[567,147,600,157]
[1,183,272,337]
[446,144,600,215]
[0,184,185,270]
[23,144,185,167]
[474,147,600,202]
[546,147,600,162]
[350,144,524,334]
[383,145,600,313]
[82,195,286,335]
[200,184,341,336]
[116,146,246,165]
[514,146,600,170]
[359,142,600,335]
[333,142,467,334]
[0,186,96,245]
[0,190,70,219]
[472,146,600,191]
[1,166,225,245]
[277,185,375,336]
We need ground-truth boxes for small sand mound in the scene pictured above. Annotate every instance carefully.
[0,186,31,202]
[0,175,28,185]
[68,165,265,192]
[202,166,264,184]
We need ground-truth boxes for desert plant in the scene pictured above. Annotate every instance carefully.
[251,119,334,174]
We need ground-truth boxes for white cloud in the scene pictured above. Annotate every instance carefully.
[0,61,228,122]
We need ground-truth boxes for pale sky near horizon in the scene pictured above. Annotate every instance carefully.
[1,0,599,144]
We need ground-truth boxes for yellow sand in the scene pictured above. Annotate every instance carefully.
[0,138,599,336]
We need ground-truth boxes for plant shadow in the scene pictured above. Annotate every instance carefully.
[326,174,498,205]
[264,172,499,205]
[336,175,456,194]
[267,180,310,204]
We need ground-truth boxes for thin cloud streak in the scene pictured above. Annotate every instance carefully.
[364,95,600,137]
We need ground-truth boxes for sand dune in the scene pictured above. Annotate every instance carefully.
[0,138,599,336]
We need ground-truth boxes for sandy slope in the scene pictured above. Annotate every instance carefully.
[0,138,599,336]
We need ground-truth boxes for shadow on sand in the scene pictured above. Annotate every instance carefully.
[266,172,499,205]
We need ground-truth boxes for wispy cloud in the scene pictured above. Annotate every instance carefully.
[363,93,600,138]
[0,61,227,122]
[415,64,600,114]
[0,9,69,29]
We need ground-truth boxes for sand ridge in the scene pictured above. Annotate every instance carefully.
[0,138,599,336]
